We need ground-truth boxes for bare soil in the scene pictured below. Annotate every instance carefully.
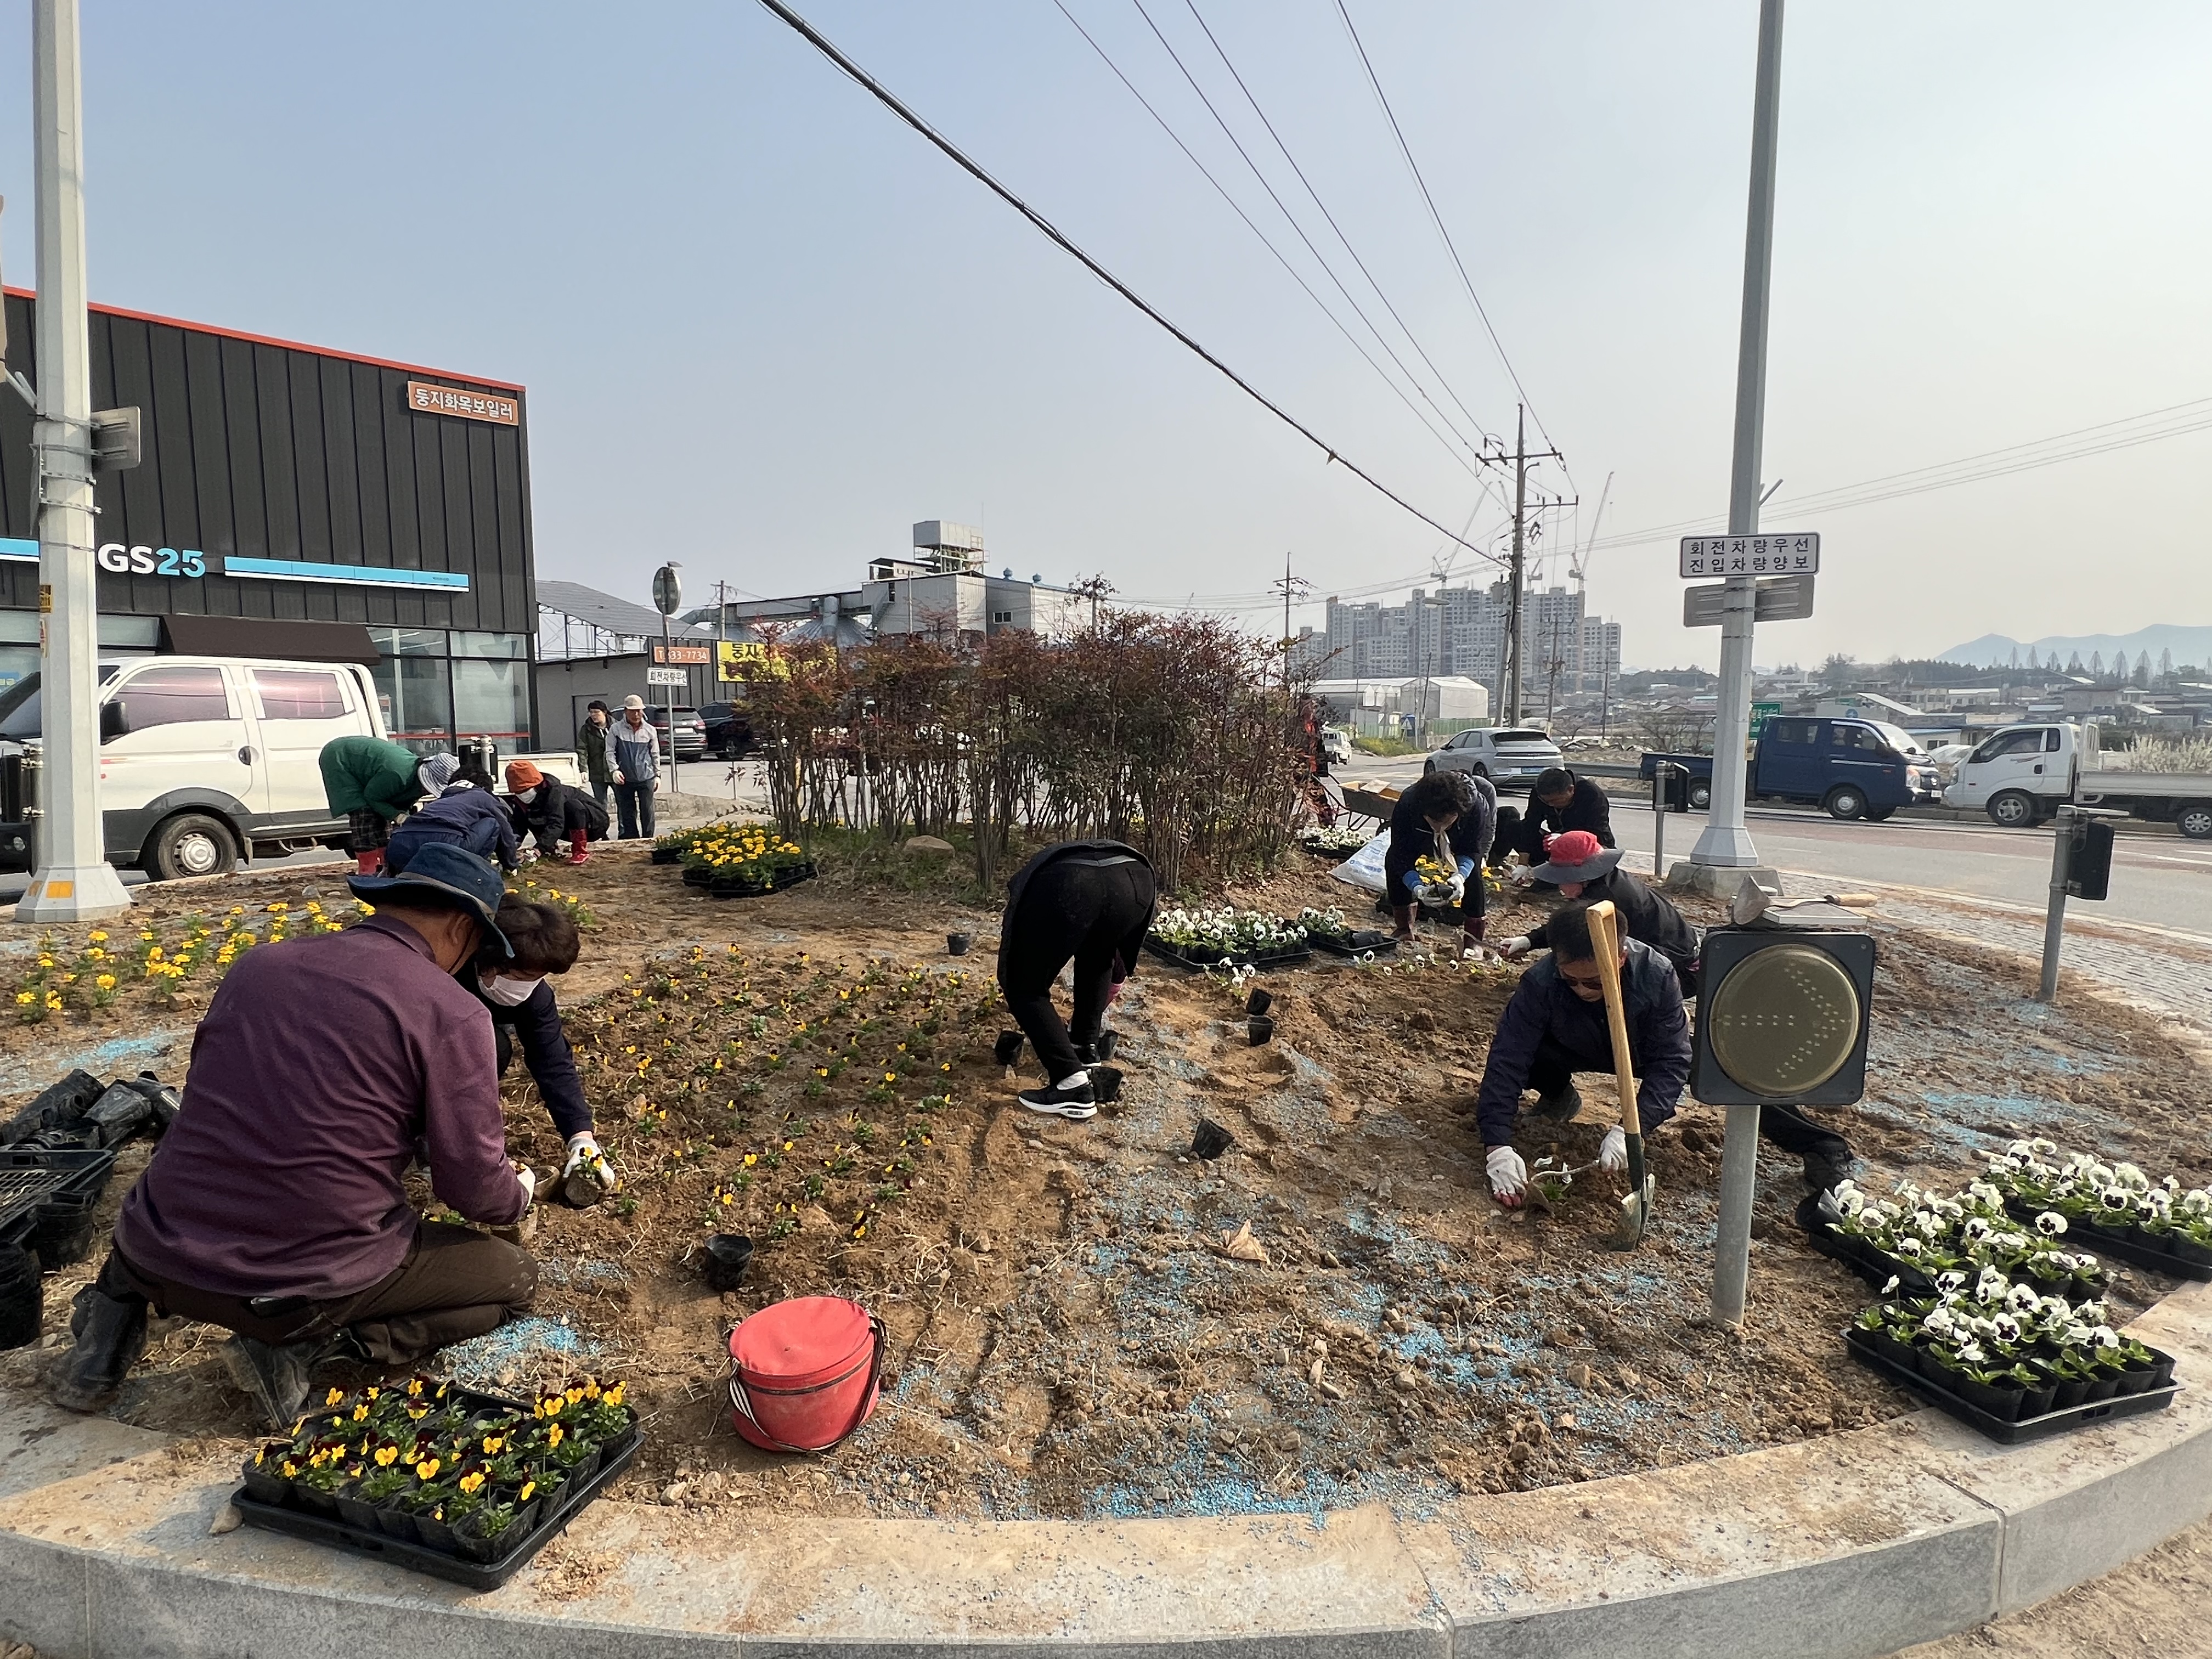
[2,841,2208,1528]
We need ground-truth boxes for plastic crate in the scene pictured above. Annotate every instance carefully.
[0,1147,116,1252]
[1844,1324,2176,1444]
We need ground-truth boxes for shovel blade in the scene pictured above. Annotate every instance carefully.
[1613,1139,1654,1248]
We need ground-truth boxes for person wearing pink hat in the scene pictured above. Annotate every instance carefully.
[1498,830,1699,995]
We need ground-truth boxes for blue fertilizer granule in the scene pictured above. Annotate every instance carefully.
[439,1316,601,1392]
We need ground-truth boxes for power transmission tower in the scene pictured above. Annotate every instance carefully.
[1272,555,1312,693]
[1500,405,1566,725]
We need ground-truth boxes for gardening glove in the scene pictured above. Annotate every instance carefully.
[1500,935,1533,961]
[1486,1146,1528,1207]
[562,1132,617,1202]
[1508,864,1538,887]
[1599,1126,1629,1173]
[514,1163,538,1207]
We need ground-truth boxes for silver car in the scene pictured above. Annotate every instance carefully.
[1424,726,1564,793]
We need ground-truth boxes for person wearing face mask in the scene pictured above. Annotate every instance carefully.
[503,760,607,866]
[467,894,615,1207]
[1474,899,1691,1210]
[1497,831,1701,995]
[51,846,538,1429]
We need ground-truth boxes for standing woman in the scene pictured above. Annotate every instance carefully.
[997,841,1157,1121]
[469,895,618,1207]
[1384,769,1497,951]
[575,701,614,817]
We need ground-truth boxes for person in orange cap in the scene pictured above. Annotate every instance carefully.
[503,760,608,865]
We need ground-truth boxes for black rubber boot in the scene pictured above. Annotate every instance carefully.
[50,1285,150,1413]
[222,1334,324,1433]
[1803,1153,1859,1195]
[1530,1082,1583,1124]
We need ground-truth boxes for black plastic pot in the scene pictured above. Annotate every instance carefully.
[240,1449,291,1506]
[651,847,682,865]
[1247,1015,1274,1046]
[295,1484,342,1519]
[1192,1119,1235,1161]
[30,1189,100,1270]
[1089,1066,1123,1105]
[947,933,973,957]
[993,1030,1025,1067]
[1855,1327,1915,1370]
[2017,1379,2057,1419]
[1953,1376,2025,1421]
[702,1233,754,1292]
[0,1243,41,1351]
[2114,1365,2157,1398]
[2083,1372,2121,1403]
[453,1513,517,1564]
[1245,989,1273,1017]
[411,1508,456,1551]
[681,865,713,887]
[2047,1372,2091,1411]
[333,1486,380,1532]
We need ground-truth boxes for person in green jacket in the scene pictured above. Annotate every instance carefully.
[575,701,614,815]
[319,736,433,874]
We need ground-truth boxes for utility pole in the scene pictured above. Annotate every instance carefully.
[20,0,129,922]
[1270,556,1311,696]
[1688,0,1786,889]
[1504,408,1527,725]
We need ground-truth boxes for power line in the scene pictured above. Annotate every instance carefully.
[749,0,1510,567]
[1332,0,1566,476]
[1121,0,1499,469]
[1048,0,1491,482]
[1177,0,1502,449]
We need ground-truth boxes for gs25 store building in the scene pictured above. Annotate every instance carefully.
[0,286,539,757]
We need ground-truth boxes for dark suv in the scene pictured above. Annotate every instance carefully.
[646,706,708,761]
[701,699,754,759]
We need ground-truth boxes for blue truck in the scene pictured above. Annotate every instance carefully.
[1640,716,1943,821]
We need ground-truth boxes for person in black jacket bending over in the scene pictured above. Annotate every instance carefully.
[1384,769,1497,951]
[1493,766,1615,868]
[997,841,1157,1121]
[469,895,618,1207]
[1475,899,1690,1208]
[1499,832,1701,995]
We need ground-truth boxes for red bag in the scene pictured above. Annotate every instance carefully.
[726,1295,884,1452]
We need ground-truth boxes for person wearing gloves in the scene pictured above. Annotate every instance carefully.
[997,840,1157,1120]
[1493,766,1617,870]
[1384,768,1498,951]
[1475,899,1691,1210]
[470,894,617,1207]
[610,695,661,840]
[318,734,432,876]
[504,760,608,865]
[1498,831,1702,994]
[386,753,521,876]
[51,845,539,1429]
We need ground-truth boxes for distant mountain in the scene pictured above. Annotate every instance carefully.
[1938,624,2212,669]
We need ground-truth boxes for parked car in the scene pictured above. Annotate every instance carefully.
[1423,727,1564,793]
[701,699,755,760]
[1320,726,1353,766]
[646,705,708,761]
[1945,721,2212,836]
[1641,716,1943,820]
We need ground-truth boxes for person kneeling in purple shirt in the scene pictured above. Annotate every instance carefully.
[52,844,539,1431]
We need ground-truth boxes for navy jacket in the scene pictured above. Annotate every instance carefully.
[1474,939,1691,1146]
[1528,868,1700,980]
[388,785,520,871]
[1385,772,1498,915]
[1532,774,1617,848]
[477,977,591,1141]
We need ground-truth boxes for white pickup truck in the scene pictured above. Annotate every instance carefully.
[1944,721,2212,839]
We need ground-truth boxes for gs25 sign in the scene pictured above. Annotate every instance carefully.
[97,543,210,579]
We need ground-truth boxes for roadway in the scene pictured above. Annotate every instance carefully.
[1342,754,2212,939]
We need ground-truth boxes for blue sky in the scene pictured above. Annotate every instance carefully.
[2,1,2207,668]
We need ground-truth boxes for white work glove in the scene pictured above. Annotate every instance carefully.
[1486,1146,1528,1207]
[518,845,541,865]
[1599,1126,1629,1172]
[514,1163,538,1207]
[1508,864,1538,887]
[1500,936,1532,961]
[562,1132,617,1195]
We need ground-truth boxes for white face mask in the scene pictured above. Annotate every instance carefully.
[479,973,543,1007]
[515,787,538,804]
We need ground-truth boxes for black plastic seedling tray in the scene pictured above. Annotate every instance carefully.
[704,862,818,900]
[1141,936,1313,973]
[2001,1198,2212,1283]
[0,1147,117,1250]
[1304,929,1397,959]
[232,1392,641,1590]
[1804,1224,2102,1302]
[1844,1325,2177,1445]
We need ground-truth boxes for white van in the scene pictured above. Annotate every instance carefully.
[0,656,582,879]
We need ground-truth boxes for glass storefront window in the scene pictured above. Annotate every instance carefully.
[450,631,529,660]
[369,627,448,657]
[370,654,455,757]
[452,657,531,743]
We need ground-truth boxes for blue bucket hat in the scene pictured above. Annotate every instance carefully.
[347,844,514,959]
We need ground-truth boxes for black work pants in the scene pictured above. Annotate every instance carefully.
[1491,805,1546,865]
[998,860,1155,1084]
[94,1223,536,1368]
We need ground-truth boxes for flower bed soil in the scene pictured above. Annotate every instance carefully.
[2,845,2209,1526]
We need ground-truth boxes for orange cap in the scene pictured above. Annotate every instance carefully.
[504,760,544,792]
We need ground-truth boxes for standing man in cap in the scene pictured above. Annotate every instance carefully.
[318,735,433,876]
[1499,831,1701,994]
[1493,766,1617,870]
[50,847,539,1429]
[610,695,661,841]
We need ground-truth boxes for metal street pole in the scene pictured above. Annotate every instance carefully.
[1503,407,1527,725]
[1703,0,1787,1330]
[21,0,129,923]
[1689,0,1786,881]
[2036,807,2075,1003]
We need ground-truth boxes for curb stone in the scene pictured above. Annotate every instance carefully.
[3,1277,2209,1658]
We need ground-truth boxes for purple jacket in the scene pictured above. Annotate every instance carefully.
[115,915,527,1300]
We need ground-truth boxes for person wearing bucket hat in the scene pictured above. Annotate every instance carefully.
[1383,769,1497,952]
[504,759,608,865]
[1500,830,1702,995]
[385,757,521,876]
[1492,766,1616,872]
[53,843,539,1429]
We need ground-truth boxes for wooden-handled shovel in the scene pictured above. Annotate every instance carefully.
[1585,901,1654,1248]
